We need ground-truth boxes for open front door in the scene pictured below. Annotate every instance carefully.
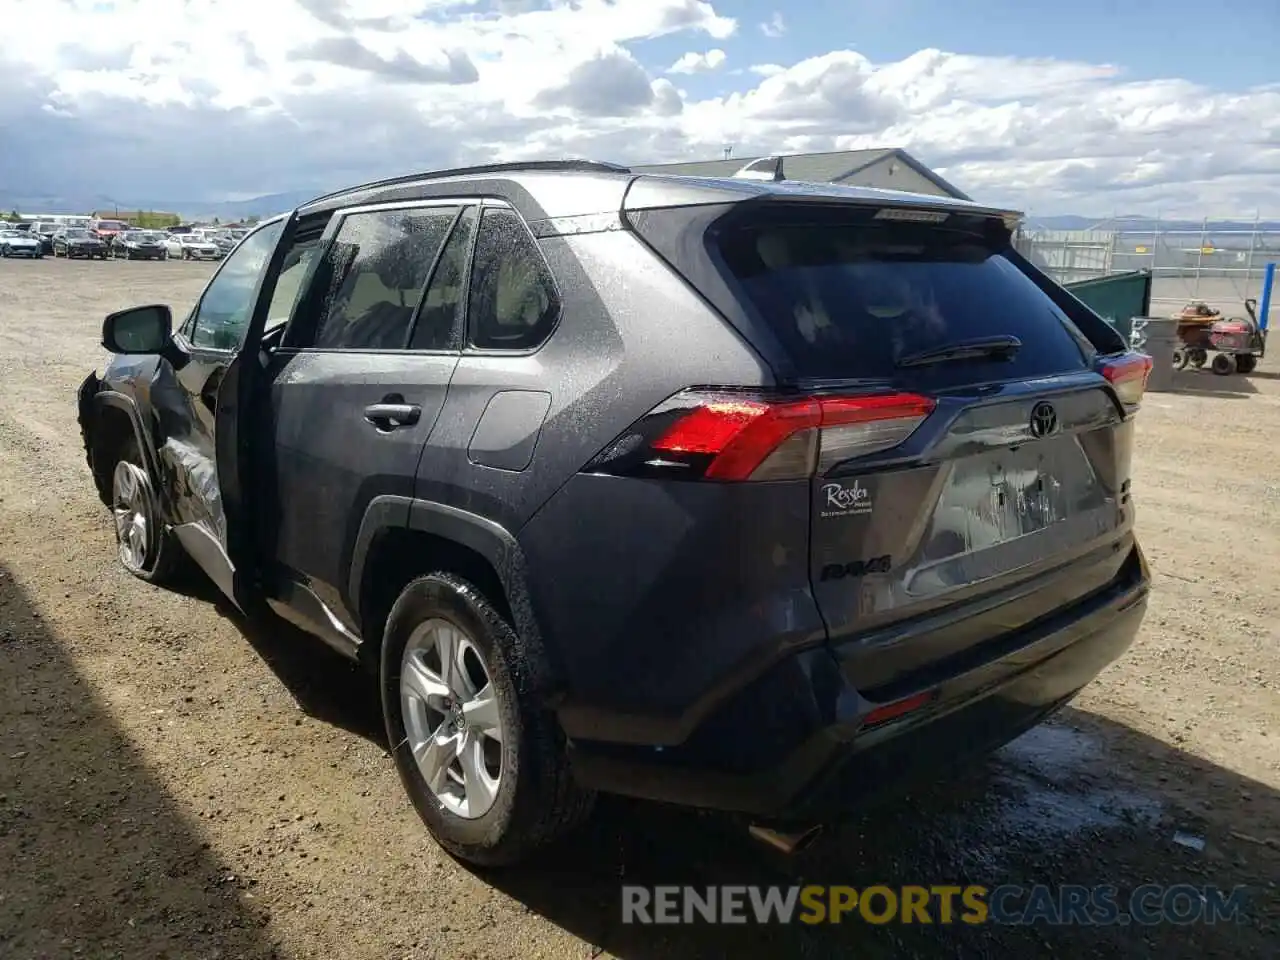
[211,348,258,609]
[202,211,302,611]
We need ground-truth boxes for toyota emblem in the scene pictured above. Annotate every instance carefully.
[1029,401,1058,438]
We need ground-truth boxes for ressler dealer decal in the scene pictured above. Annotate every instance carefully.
[820,480,873,519]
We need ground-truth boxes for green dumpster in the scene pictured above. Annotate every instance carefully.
[1063,270,1153,346]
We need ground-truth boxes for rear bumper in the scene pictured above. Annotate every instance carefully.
[568,543,1149,819]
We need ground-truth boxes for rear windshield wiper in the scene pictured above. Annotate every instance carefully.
[896,335,1022,368]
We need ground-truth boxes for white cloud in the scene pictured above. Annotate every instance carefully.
[668,48,727,74]
[760,12,786,38]
[0,0,1276,216]
[534,47,663,117]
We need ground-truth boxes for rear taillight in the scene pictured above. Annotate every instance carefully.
[1100,352,1153,410]
[586,389,935,481]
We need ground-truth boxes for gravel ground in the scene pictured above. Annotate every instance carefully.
[1,258,1277,960]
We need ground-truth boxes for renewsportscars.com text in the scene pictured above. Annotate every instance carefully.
[621,884,1248,926]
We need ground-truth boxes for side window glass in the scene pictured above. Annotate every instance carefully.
[265,238,321,333]
[467,208,560,350]
[311,207,457,351]
[189,220,284,350]
[409,206,476,351]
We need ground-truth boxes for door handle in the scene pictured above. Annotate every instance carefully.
[364,402,421,429]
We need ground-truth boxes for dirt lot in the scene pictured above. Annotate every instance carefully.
[1,257,1277,960]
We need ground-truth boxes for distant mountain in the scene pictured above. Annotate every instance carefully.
[186,190,322,220]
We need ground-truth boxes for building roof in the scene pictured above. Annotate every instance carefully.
[631,148,971,202]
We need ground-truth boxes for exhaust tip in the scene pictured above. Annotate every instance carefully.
[748,822,824,855]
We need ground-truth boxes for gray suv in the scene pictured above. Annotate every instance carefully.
[77,159,1152,865]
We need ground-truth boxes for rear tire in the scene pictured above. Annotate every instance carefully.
[381,573,593,867]
[109,438,186,585]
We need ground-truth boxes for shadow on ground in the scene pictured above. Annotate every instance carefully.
[195,581,1280,960]
[475,708,1279,959]
[0,565,280,959]
[1168,368,1259,398]
[179,572,384,745]
[13,562,1276,960]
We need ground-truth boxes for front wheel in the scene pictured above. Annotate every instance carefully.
[381,573,593,866]
[1211,353,1237,376]
[110,440,186,584]
[1235,354,1258,374]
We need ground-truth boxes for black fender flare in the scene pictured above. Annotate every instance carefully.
[90,388,169,510]
[349,495,563,698]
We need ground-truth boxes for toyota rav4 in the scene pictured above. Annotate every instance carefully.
[78,159,1152,866]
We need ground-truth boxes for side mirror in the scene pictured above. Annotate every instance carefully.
[102,304,173,354]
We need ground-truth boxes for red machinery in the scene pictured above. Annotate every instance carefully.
[1171,300,1266,375]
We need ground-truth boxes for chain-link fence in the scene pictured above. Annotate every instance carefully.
[1015,217,1279,319]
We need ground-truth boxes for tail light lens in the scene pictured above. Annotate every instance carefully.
[1100,352,1153,410]
[585,390,935,481]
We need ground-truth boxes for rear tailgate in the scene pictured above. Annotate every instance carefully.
[810,379,1135,696]
[627,191,1143,696]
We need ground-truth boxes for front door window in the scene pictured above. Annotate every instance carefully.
[188,220,285,351]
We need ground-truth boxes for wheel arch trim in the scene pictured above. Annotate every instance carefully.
[93,389,166,497]
[349,495,563,697]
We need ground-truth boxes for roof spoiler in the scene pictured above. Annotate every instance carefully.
[732,156,785,182]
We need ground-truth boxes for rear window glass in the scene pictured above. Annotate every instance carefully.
[717,219,1091,382]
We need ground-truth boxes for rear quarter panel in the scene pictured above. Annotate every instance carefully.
[415,228,775,532]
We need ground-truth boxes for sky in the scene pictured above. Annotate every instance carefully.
[0,0,1276,216]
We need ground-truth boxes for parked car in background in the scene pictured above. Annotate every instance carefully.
[76,159,1153,867]
[91,219,129,247]
[164,232,222,261]
[53,228,108,259]
[204,230,240,256]
[32,222,60,254]
[113,230,168,260]
[0,228,44,258]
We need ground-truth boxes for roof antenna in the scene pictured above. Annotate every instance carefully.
[732,156,785,182]
[722,144,734,160]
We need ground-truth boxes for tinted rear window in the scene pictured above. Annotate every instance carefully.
[717,218,1090,382]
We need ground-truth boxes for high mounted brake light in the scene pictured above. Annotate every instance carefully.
[1099,353,1152,410]
[873,208,949,224]
[586,390,936,481]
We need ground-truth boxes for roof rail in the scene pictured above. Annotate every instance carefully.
[732,156,785,182]
[302,159,633,208]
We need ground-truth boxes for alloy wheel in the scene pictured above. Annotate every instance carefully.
[400,618,506,820]
[111,460,152,572]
